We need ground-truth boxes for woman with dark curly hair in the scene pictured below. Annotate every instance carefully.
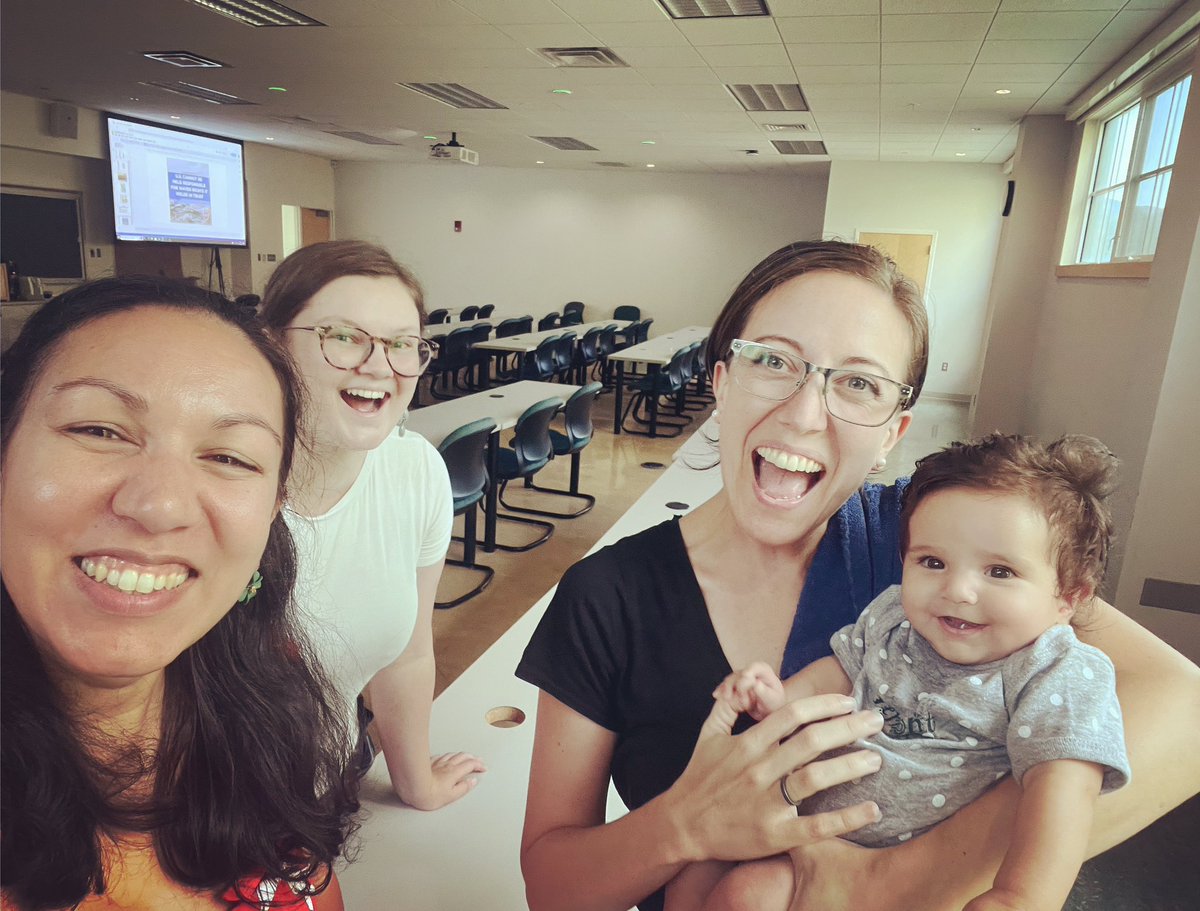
[0,277,359,910]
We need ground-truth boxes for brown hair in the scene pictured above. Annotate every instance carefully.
[707,240,929,406]
[901,433,1119,608]
[258,240,426,330]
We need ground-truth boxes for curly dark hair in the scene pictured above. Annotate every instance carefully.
[0,277,359,910]
[901,432,1120,611]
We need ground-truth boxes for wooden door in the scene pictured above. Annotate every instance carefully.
[300,208,332,246]
[858,231,933,293]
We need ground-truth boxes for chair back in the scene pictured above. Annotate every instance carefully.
[426,332,448,369]
[613,305,640,321]
[442,326,474,369]
[559,382,603,453]
[427,308,450,324]
[597,324,619,357]
[537,311,561,331]
[521,335,558,381]
[563,301,585,320]
[637,318,653,344]
[460,305,480,321]
[553,331,577,372]
[508,398,561,477]
[561,310,584,326]
[477,304,495,318]
[437,418,496,512]
[578,326,604,362]
[665,346,690,391]
[497,317,528,338]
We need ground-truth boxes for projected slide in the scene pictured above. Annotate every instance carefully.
[108,117,247,246]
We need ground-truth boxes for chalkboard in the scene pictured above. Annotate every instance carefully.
[1,190,85,278]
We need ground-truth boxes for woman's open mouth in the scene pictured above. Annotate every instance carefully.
[341,387,390,414]
[753,446,824,503]
[78,556,192,594]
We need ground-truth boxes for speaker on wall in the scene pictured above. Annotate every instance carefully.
[48,102,79,139]
[1002,179,1016,217]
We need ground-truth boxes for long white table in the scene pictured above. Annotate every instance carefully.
[408,381,578,551]
[339,435,723,910]
[472,320,631,354]
[422,317,504,340]
[607,326,710,437]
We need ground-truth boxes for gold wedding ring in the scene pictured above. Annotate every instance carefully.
[779,774,802,807]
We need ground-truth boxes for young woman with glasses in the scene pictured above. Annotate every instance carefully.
[261,240,485,811]
[516,240,1200,911]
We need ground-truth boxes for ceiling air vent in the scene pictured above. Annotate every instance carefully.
[398,83,507,110]
[763,122,810,132]
[595,161,629,167]
[771,140,828,155]
[141,81,256,105]
[530,136,599,151]
[323,131,402,146]
[143,51,228,68]
[727,84,809,112]
[657,0,770,19]
[535,47,629,68]
[183,0,324,27]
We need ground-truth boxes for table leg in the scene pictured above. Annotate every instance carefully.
[613,361,625,435]
[649,365,660,438]
[484,431,499,552]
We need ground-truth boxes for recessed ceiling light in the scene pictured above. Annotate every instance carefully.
[641,140,656,145]
[268,86,287,92]
[170,115,181,119]
[955,152,967,157]
[995,89,1012,95]
[551,88,573,95]
[265,136,275,141]
[129,96,140,101]
[646,163,655,168]
[971,127,982,132]
[183,0,324,28]
[536,160,545,164]
[423,135,438,140]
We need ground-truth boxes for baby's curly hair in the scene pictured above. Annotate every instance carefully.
[900,433,1119,611]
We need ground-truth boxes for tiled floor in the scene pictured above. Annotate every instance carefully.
[427,384,971,696]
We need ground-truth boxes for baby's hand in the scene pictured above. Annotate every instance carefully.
[962,888,1028,911]
[712,662,786,721]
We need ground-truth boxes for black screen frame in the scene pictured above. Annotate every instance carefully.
[105,113,251,249]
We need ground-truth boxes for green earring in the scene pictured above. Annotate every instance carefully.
[237,570,263,604]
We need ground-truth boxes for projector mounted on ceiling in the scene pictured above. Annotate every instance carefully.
[429,132,478,165]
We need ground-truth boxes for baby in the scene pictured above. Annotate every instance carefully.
[667,433,1131,911]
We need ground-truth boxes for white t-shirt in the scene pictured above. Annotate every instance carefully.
[286,430,453,729]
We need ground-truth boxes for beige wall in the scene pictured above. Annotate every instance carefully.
[823,160,1007,400]
[333,160,830,333]
[974,66,1200,654]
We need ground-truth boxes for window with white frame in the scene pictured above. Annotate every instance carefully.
[1078,73,1192,264]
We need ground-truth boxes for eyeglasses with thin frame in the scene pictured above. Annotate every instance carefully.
[286,325,438,378]
[728,338,913,428]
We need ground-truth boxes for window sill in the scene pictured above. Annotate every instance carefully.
[1056,262,1152,279]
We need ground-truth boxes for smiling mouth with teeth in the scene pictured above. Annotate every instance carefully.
[79,557,190,594]
[342,387,389,413]
[753,446,825,501]
[940,616,986,632]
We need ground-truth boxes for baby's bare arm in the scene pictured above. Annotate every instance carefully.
[963,759,1103,911]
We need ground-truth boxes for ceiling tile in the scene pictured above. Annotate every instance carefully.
[697,44,791,68]
[1061,60,1114,84]
[552,0,669,23]
[881,82,961,101]
[976,39,1089,64]
[1075,38,1131,63]
[612,45,708,67]
[583,22,689,47]
[998,0,1122,10]
[987,11,1116,41]
[795,65,881,84]
[969,63,1069,83]
[802,83,882,101]
[639,67,721,85]
[777,16,880,43]
[1091,7,1174,45]
[882,41,982,65]
[710,66,799,84]
[770,0,880,14]
[882,13,994,42]
[370,0,483,25]
[884,63,973,83]
[884,1,998,11]
[675,18,784,46]
[787,43,881,66]
[452,0,574,24]
[497,24,603,46]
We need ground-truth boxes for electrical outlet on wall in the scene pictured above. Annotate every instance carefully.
[941,362,949,372]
